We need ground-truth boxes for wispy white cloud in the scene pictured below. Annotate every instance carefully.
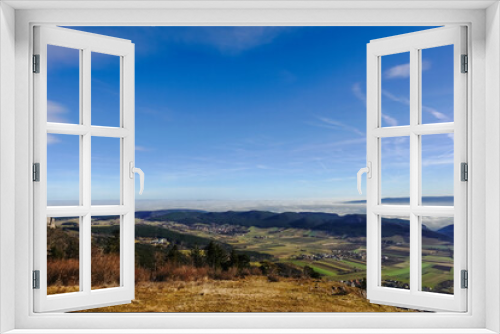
[47,100,69,123]
[324,176,356,182]
[422,157,454,166]
[381,114,398,127]
[422,106,450,122]
[351,82,366,102]
[384,61,431,79]
[294,137,366,153]
[313,116,365,136]
[47,134,60,145]
[136,145,154,152]
[175,27,292,55]
[384,63,410,79]
[382,90,410,105]
[382,90,451,123]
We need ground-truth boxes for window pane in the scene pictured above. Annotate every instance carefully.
[47,134,80,206]
[381,137,410,204]
[47,216,80,295]
[381,52,410,127]
[421,45,454,124]
[91,137,121,205]
[91,52,120,127]
[47,45,80,124]
[91,216,121,290]
[381,215,410,290]
[421,134,454,206]
[421,216,454,294]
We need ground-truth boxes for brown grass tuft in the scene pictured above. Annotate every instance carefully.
[47,258,79,287]
[91,251,120,287]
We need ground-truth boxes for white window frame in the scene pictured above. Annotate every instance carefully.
[0,1,499,333]
[33,26,136,312]
[366,26,468,312]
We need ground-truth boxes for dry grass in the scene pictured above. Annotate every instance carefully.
[66,276,412,313]
[47,259,79,288]
[91,251,120,289]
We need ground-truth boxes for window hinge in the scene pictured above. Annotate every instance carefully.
[461,54,468,73]
[461,162,468,181]
[33,54,40,73]
[33,163,40,182]
[461,270,468,289]
[33,270,40,289]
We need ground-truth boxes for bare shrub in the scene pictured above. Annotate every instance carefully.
[267,274,280,282]
[135,266,152,284]
[47,258,79,286]
[218,267,238,280]
[91,250,120,286]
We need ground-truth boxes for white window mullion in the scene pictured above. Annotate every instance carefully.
[82,47,92,295]
[121,47,135,295]
[409,48,420,295]
[366,47,380,295]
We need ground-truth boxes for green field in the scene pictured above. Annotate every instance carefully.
[55,217,454,293]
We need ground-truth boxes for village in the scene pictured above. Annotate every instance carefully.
[294,249,366,262]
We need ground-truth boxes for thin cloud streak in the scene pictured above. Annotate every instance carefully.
[382,90,451,122]
[384,61,431,79]
[294,137,366,153]
[384,63,410,79]
[172,27,292,55]
[47,134,60,145]
[47,100,69,123]
[136,145,154,152]
[351,82,366,102]
[313,117,365,136]
[382,114,398,126]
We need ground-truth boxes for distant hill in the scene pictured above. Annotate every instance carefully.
[95,223,273,261]
[346,196,453,205]
[437,224,454,240]
[135,210,452,241]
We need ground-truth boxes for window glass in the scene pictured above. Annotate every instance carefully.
[47,45,80,124]
[381,137,410,204]
[421,134,454,206]
[381,52,410,127]
[47,134,80,206]
[421,45,454,124]
[381,215,410,290]
[421,216,454,294]
[47,217,80,295]
[91,52,121,127]
[91,216,121,290]
[91,137,121,205]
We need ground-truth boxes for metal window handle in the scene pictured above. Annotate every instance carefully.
[129,162,145,195]
[357,162,372,195]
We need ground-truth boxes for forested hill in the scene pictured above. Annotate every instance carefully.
[136,210,452,241]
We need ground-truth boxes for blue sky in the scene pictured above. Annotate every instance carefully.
[46,26,454,209]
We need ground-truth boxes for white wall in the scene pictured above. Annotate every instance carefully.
[485,2,500,333]
[0,2,16,333]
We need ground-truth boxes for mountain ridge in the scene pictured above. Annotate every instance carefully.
[136,210,452,241]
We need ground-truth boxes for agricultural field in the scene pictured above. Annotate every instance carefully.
[46,211,454,312]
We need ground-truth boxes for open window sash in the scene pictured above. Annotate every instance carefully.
[33,26,136,312]
[365,26,467,312]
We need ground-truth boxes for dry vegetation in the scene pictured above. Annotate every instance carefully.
[61,276,409,313]
[48,255,410,312]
